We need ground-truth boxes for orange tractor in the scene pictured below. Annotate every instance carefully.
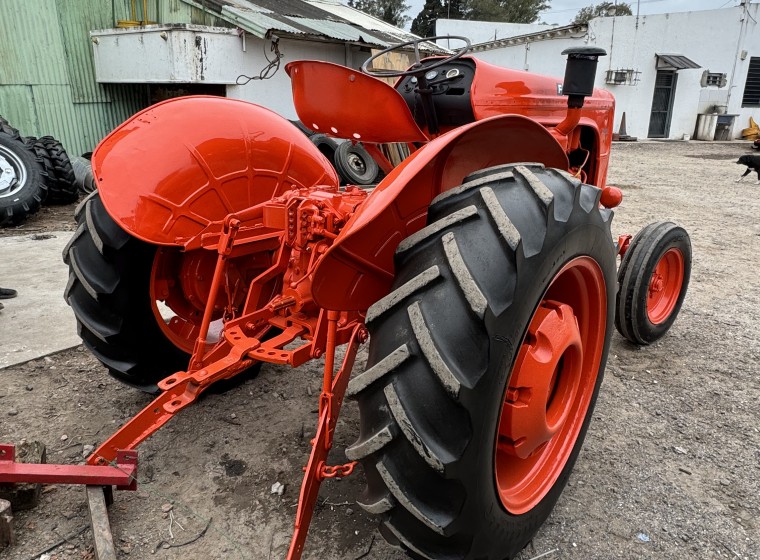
[50,38,691,558]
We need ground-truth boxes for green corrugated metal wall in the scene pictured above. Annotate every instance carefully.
[0,0,149,155]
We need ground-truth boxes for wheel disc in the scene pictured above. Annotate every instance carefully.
[149,246,273,353]
[495,256,607,514]
[150,248,221,354]
[646,248,684,324]
[347,152,367,175]
[0,144,27,197]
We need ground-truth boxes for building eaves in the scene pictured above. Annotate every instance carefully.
[469,23,588,52]
[181,0,445,51]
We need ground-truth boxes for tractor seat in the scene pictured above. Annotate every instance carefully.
[285,60,428,144]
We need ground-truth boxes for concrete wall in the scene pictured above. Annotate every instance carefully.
[468,5,760,140]
[91,25,370,120]
[226,38,370,120]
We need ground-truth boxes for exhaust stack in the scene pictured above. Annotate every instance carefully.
[554,47,607,137]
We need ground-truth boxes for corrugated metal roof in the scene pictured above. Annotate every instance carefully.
[656,54,701,70]
[181,0,444,50]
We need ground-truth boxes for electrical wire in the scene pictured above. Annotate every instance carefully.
[236,37,283,85]
[542,0,669,15]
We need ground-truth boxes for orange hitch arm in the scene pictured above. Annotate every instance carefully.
[287,321,366,559]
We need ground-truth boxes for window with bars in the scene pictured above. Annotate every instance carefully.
[702,72,727,88]
[742,57,760,107]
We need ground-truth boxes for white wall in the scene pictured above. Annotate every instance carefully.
[92,25,370,120]
[469,5,760,140]
[227,37,369,120]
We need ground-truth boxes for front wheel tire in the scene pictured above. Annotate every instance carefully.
[347,164,616,559]
[615,221,691,344]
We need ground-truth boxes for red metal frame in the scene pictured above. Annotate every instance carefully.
[3,50,629,560]
[0,445,137,490]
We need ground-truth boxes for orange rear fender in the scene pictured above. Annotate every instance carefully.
[92,96,338,246]
[311,114,569,311]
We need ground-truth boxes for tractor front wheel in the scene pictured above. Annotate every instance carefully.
[615,221,691,344]
[347,164,616,559]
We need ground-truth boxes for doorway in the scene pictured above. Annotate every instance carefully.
[648,71,677,138]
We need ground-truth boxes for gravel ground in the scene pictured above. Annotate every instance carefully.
[0,141,758,560]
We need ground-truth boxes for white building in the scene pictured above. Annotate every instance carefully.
[440,2,760,140]
[89,0,432,120]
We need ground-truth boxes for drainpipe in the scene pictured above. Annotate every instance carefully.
[726,0,750,111]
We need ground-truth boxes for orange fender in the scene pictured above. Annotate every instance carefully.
[92,96,338,246]
[312,114,568,311]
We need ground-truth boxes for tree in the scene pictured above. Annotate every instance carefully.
[573,2,633,25]
[466,0,551,23]
[410,0,468,36]
[411,0,549,35]
[348,0,412,28]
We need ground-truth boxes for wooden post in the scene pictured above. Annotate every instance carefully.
[86,486,117,560]
[0,499,14,549]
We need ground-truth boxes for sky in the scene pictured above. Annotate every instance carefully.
[402,0,745,26]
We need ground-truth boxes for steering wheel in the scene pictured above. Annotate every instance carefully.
[362,36,471,136]
[361,36,471,78]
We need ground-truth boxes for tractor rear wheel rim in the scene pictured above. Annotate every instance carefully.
[149,248,218,354]
[495,256,606,515]
[0,145,27,197]
[646,248,684,325]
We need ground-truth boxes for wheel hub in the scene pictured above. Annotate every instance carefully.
[494,256,607,515]
[0,146,25,197]
[646,248,685,324]
[498,301,583,460]
[649,274,665,294]
[347,153,366,174]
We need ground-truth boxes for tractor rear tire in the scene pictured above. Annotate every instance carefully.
[347,165,616,559]
[63,193,191,392]
[0,132,48,226]
[615,221,691,344]
[38,136,78,204]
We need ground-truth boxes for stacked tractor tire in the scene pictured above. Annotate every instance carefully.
[0,116,79,227]
[291,120,381,186]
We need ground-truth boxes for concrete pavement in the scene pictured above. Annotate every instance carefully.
[0,231,80,368]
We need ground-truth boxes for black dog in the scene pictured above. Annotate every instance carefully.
[736,154,760,183]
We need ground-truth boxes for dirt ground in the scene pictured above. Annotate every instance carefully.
[1,141,758,560]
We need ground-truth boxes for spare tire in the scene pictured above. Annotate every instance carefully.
[38,136,78,204]
[309,133,339,165]
[0,118,21,141]
[333,141,379,185]
[0,133,48,226]
[72,156,97,194]
[290,119,317,138]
